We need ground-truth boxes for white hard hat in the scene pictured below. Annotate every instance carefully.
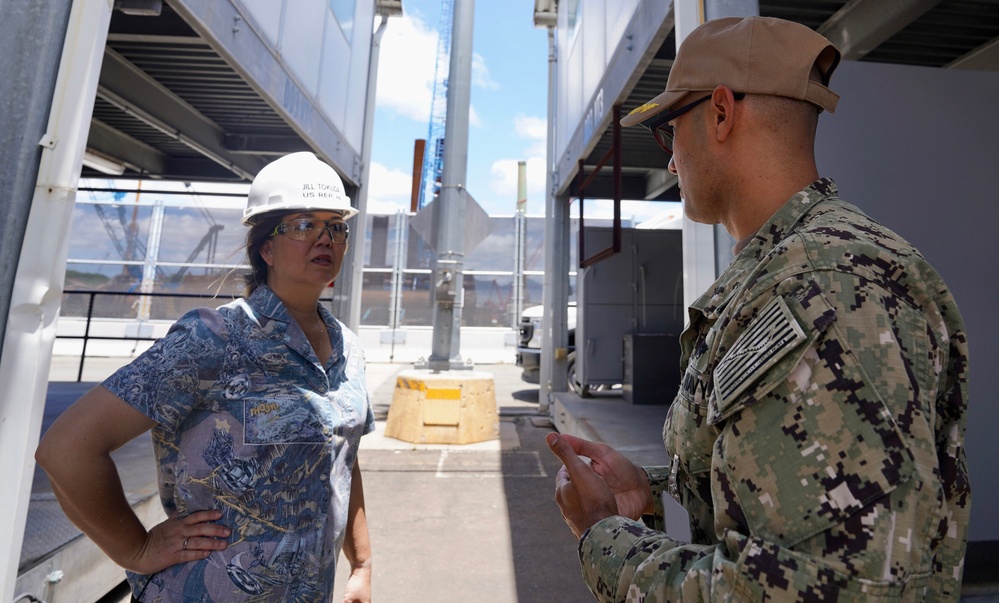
[242,151,357,224]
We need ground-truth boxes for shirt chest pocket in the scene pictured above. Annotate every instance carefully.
[666,366,716,484]
[244,394,335,445]
[666,309,725,482]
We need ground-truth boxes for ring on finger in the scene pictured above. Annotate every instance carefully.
[183,538,189,550]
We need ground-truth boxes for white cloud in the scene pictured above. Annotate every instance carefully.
[486,114,549,209]
[472,53,499,90]
[514,114,547,157]
[514,114,547,140]
[376,12,438,122]
[365,162,412,214]
[376,16,495,126]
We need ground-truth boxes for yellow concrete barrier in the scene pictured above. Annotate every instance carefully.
[384,370,498,444]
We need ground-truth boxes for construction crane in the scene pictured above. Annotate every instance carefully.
[167,224,224,285]
[91,194,158,286]
[89,182,224,289]
[417,0,454,210]
[166,182,225,286]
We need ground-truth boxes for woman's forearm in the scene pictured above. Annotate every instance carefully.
[342,459,372,571]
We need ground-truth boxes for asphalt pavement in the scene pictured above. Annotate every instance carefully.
[32,359,606,603]
[31,356,999,602]
[332,363,596,602]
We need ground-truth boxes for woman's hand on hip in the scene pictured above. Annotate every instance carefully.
[128,509,230,574]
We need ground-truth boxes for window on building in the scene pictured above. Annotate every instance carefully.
[330,0,355,42]
[566,0,581,43]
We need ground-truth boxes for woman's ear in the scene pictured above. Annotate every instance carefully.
[260,239,275,266]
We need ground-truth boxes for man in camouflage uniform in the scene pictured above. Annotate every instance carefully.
[547,16,970,602]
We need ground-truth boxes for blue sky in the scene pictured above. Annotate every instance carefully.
[365,0,551,217]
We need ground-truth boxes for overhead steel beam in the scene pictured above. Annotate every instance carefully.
[96,47,265,180]
[817,0,942,60]
[645,169,678,199]
[169,0,361,187]
[223,132,311,155]
[568,173,656,202]
[948,37,999,72]
[165,156,254,181]
[87,117,168,174]
[106,32,203,45]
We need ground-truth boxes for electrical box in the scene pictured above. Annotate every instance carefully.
[623,333,681,405]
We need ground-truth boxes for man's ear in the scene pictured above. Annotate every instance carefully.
[710,85,738,143]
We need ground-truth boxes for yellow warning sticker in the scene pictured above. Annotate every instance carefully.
[425,387,462,400]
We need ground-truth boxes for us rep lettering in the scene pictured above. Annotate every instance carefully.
[300,182,342,199]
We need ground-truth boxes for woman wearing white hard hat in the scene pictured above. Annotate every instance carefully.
[37,152,374,602]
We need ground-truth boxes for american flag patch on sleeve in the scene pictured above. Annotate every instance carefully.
[713,296,806,411]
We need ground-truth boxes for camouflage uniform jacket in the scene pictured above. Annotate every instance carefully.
[578,178,970,602]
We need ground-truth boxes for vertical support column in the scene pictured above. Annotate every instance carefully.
[349,13,393,331]
[0,0,73,359]
[428,0,475,371]
[137,198,165,321]
[512,207,526,330]
[0,1,113,599]
[512,160,527,329]
[388,210,407,330]
[539,23,568,411]
[674,0,757,309]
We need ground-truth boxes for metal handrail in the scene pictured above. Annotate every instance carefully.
[58,290,239,382]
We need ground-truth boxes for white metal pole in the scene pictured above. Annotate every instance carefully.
[348,13,391,332]
[539,22,568,410]
[674,0,719,312]
[429,0,475,370]
[389,210,406,330]
[0,0,114,599]
[513,160,527,329]
[138,198,165,321]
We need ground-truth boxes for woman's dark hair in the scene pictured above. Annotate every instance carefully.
[243,211,291,297]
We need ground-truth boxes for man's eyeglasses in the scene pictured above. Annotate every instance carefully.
[643,92,745,154]
[270,218,349,244]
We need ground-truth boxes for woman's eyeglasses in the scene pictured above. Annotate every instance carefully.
[270,218,349,244]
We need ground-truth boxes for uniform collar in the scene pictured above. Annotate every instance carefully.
[741,177,839,261]
[689,177,839,318]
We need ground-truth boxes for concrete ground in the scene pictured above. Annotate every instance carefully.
[24,355,999,602]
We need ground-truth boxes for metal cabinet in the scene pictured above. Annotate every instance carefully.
[577,227,684,394]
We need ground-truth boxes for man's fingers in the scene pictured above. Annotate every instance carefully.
[555,465,571,488]
[559,432,609,460]
[546,432,592,477]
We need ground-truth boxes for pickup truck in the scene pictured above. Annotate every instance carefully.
[516,303,595,395]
